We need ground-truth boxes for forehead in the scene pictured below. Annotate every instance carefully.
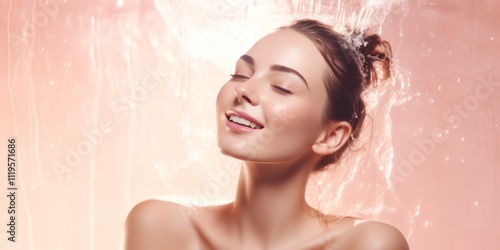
[244,29,327,84]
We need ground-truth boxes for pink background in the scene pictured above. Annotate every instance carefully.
[0,0,498,249]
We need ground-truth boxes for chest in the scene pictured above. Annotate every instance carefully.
[188,220,348,250]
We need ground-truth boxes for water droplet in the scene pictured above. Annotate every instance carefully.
[415,205,421,216]
[49,80,54,86]
[438,85,441,90]
[461,137,465,142]
[474,201,479,206]
[429,99,434,104]
[103,127,112,134]
[444,156,449,161]
[457,78,461,83]
[461,158,465,163]
[491,37,494,41]
[424,220,431,228]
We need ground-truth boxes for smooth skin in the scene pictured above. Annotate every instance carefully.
[123,29,410,250]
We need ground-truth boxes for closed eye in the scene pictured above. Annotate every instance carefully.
[230,74,249,79]
[272,85,292,94]
[230,74,292,94]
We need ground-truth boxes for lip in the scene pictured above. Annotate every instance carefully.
[226,110,265,129]
[225,119,259,133]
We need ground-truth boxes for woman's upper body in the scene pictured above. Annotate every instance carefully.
[123,19,408,250]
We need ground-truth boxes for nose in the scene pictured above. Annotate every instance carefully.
[234,82,260,106]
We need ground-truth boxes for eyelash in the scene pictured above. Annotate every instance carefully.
[229,74,293,94]
[229,74,248,79]
[272,85,292,94]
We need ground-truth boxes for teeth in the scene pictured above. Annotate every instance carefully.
[228,115,262,129]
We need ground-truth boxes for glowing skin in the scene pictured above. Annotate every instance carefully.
[123,29,409,250]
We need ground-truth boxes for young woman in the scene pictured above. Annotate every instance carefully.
[123,19,410,250]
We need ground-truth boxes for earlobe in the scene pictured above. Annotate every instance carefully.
[312,121,352,156]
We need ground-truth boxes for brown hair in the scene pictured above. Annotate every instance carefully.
[278,19,392,170]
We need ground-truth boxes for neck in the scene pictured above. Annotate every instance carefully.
[229,159,321,247]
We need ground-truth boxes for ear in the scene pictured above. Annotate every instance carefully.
[312,121,352,156]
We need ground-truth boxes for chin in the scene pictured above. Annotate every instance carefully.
[218,142,301,165]
[217,139,257,161]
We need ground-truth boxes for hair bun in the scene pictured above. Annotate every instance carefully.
[359,34,393,87]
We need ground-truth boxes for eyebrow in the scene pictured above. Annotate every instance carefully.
[239,54,309,89]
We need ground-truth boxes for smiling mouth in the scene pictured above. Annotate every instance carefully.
[226,115,264,129]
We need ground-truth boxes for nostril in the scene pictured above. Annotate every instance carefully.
[242,96,252,104]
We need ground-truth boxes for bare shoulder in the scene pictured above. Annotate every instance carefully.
[122,199,197,250]
[344,220,410,250]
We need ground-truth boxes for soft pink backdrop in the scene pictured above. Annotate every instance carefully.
[0,0,498,249]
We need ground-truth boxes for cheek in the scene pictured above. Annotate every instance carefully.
[268,102,323,145]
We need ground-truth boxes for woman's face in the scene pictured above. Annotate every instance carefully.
[216,29,330,163]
